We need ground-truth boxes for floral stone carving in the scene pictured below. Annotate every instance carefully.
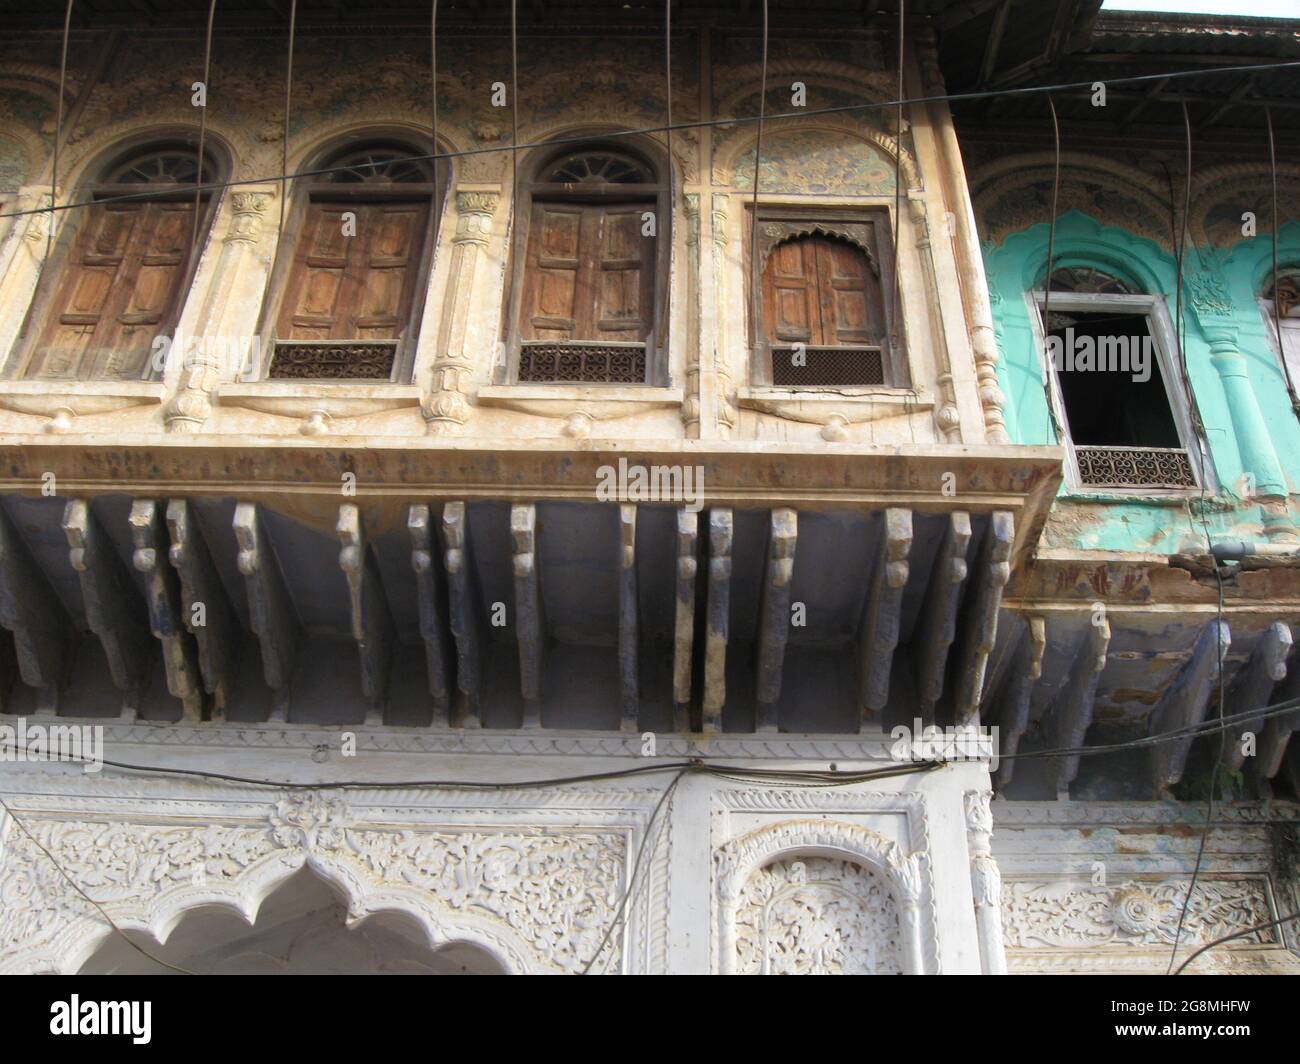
[734,856,903,974]
[0,793,628,974]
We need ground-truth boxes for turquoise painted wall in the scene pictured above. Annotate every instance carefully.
[983,210,1300,554]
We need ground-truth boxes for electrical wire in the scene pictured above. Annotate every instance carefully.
[278,0,296,241]
[1038,93,1066,444]
[6,696,1300,785]
[579,765,686,975]
[510,0,519,254]
[1265,105,1299,416]
[892,0,904,363]
[0,756,939,976]
[0,795,196,975]
[431,0,440,218]
[747,0,768,343]
[7,58,1300,225]
[1164,101,1229,976]
[46,0,74,277]
[191,0,218,256]
[1171,906,1300,975]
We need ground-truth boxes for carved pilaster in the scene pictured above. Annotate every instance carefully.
[964,790,1008,975]
[18,186,55,246]
[164,190,272,434]
[423,190,501,434]
[682,194,703,435]
[711,193,736,435]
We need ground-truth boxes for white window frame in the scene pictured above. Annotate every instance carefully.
[1260,293,1300,388]
[1025,288,1212,495]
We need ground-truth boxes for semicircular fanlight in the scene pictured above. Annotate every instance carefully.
[107,148,211,185]
[316,147,434,184]
[1047,266,1138,295]
[543,150,651,185]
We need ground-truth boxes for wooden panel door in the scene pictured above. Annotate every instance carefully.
[28,199,196,379]
[276,199,429,342]
[762,233,882,348]
[520,200,655,342]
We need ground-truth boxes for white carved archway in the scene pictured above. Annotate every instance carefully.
[714,818,932,974]
[0,793,632,976]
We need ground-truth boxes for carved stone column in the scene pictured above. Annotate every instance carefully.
[1188,268,1295,541]
[423,190,500,435]
[681,194,703,436]
[916,29,1010,444]
[164,188,274,433]
[964,789,1008,975]
[710,193,737,437]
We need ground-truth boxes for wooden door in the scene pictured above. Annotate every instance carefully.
[520,200,655,342]
[276,199,429,342]
[28,199,196,379]
[761,233,881,348]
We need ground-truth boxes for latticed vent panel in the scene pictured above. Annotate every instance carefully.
[771,346,884,387]
[518,343,647,384]
[268,341,397,380]
[1075,445,1196,489]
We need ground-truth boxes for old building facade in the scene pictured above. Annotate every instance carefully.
[0,1,1296,974]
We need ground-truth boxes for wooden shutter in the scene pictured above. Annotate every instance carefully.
[521,201,655,342]
[592,204,654,340]
[28,200,196,380]
[763,237,820,344]
[761,233,883,348]
[277,199,429,342]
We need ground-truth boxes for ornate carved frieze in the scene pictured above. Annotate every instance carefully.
[0,788,642,975]
[1002,877,1281,954]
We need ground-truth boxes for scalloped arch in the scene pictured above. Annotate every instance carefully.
[994,211,1175,298]
[973,151,1173,252]
[4,846,536,976]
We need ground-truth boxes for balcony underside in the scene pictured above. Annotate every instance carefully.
[0,439,1063,736]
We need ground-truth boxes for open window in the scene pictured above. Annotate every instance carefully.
[1261,268,1300,385]
[506,143,667,385]
[261,141,441,382]
[1032,267,1204,492]
[749,208,902,387]
[15,142,220,381]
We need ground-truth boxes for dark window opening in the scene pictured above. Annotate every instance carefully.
[1049,310,1178,447]
[1046,308,1195,489]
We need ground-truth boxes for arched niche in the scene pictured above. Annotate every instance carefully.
[76,866,506,975]
[714,818,932,974]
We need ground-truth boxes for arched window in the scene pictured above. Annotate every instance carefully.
[263,141,441,381]
[17,141,221,380]
[1032,263,1204,491]
[1262,268,1300,388]
[1045,266,1138,295]
[749,211,900,387]
[508,143,667,385]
